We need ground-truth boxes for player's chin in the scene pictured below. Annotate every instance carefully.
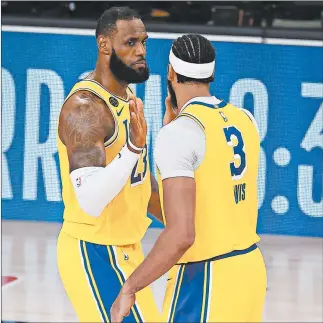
[133,68,150,82]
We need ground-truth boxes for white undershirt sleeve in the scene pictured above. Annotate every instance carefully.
[154,116,206,180]
[70,145,140,217]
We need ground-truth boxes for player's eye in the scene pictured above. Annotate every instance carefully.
[127,40,135,46]
[142,40,147,46]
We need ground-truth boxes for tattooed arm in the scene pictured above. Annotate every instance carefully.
[58,91,144,217]
[59,91,114,172]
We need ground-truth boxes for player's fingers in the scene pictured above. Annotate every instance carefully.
[129,94,141,123]
[130,99,141,127]
[140,111,147,132]
[136,98,144,114]
[135,101,145,132]
[130,111,139,131]
[137,109,146,132]
[129,99,145,145]
[110,311,120,323]
[128,93,137,103]
[129,99,137,115]
[132,99,143,126]
[135,113,143,133]
[165,95,172,110]
[131,113,144,140]
[135,98,146,129]
[115,312,123,323]
[163,95,177,126]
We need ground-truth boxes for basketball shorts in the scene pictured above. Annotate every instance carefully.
[57,231,161,322]
[162,244,267,323]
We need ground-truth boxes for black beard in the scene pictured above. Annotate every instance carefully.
[110,49,150,84]
[167,80,178,109]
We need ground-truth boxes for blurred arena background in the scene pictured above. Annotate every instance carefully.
[1,1,323,322]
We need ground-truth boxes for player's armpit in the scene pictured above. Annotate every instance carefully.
[58,90,115,172]
[147,174,163,223]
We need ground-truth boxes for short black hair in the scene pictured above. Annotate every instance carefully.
[96,7,141,38]
[171,34,215,84]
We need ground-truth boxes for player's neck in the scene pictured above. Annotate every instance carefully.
[176,84,211,111]
[92,61,129,100]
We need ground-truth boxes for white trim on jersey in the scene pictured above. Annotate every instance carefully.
[241,108,260,135]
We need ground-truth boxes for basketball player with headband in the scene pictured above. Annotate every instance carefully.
[111,34,267,323]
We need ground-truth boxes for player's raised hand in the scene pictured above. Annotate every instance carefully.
[128,94,147,152]
[163,94,178,126]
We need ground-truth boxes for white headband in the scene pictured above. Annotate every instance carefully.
[169,49,215,79]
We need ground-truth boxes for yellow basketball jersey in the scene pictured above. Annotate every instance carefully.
[57,80,151,245]
[159,99,261,263]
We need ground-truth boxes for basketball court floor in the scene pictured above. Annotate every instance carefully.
[2,220,322,322]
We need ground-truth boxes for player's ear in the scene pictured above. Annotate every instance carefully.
[97,35,111,55]
[168,64,176,82]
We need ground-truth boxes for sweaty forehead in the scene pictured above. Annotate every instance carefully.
[115,19,146,39]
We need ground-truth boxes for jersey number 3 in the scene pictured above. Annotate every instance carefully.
[123,120,148,185]
[223,126,247,180]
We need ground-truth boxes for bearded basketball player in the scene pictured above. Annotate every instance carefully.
[57,7,162,322]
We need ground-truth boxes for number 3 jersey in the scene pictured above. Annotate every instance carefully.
[158,97,261,263]
[57,80,151,245]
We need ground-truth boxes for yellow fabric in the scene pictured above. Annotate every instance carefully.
[162,247,267,322]
[57,80,151,245]
[57,231,161,322]
[159,101,261,263]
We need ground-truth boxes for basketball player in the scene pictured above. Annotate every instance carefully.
[111,34,267,323]
[56,7,162,322]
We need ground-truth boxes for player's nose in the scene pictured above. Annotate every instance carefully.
[135,42,146,57]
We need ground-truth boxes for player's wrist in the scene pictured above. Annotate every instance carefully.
[121,281,136,295]
[121,145,141,160]
[127,139,144,154]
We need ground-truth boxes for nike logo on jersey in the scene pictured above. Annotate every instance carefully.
[76,177,82,187]
[116,106,124,116]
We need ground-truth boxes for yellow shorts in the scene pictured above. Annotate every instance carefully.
[162,244,267,323]
[57,231,161,322]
